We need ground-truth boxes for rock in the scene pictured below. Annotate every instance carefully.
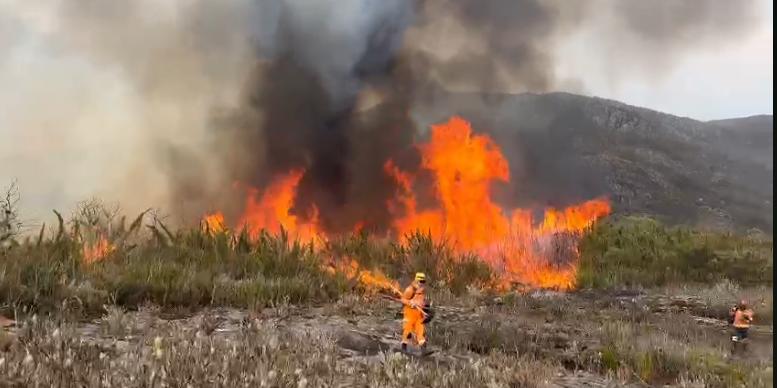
[552,332,570,348]
[334,329,391,355]
[114,340,130,351]
[531,290,566,300]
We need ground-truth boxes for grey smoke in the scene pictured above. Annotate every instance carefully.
[0,0,763,230]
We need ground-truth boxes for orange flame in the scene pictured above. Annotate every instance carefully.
[82,236,114,264]
[237,169,322,243]
[386,116,611,290]
[203,212,226,233]
[327,258,401,295]
[384,160,444,238]
[202,116,610,291]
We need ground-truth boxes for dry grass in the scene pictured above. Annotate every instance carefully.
[0,284,772,387]
[429,290,773,387]
[0,314,562,387]
[595,319,771,387]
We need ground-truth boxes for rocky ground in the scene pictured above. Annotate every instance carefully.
[0,289,772,387]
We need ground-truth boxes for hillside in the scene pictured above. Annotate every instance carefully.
[411,92,773,232]
[707,115,773,169]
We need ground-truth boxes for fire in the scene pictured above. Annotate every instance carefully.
[538,200,613,235]
[202,116,610,291]
[237,169,322,242]
[327,258,401,295]
[386,116,611,290]
[384,160,444,238]
[82,235,114,264]
[353,264,401,296]
[203,212,225,233]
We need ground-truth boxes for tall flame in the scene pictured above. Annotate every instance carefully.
[386,116,610,290]
[238,169,322,242]
[202,116,610,291]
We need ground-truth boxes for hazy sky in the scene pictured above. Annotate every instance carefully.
[2,1,772,122]
[554,0,773,121]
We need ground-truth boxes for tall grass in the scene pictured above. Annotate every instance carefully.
[578,216,773,289]
[0,206,494,317]
[0,206,349,316]
[1,315,562,387]
[2,200,773,318]
[594,320,767,387]
[325,231,494,294]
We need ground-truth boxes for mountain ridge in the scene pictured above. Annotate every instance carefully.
[406,91,772,232]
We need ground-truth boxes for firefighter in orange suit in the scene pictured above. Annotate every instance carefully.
[401,272,427,351]
[730,300,755,342]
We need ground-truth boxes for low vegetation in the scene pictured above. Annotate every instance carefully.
[0,289,771,387]
[0,200,772,318]
[0,313,563,387]
[0,195,772,387]
[435,289,773,387]
[578,216,773,289]
[0,201,497,319]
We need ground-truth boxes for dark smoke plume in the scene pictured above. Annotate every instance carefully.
[0,0,763,228]
[212,0,760,233]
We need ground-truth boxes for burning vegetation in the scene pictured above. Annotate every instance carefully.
[202,212,226,234]
[325,258,402,296]
[0,3,771,385]
[204,116,610,291]
[3,0,758,294]
[81,235,114,264]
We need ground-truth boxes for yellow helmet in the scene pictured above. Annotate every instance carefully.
[415,272,426,282]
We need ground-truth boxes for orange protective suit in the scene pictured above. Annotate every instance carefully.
[400,281,426,346]
[733,308,754,329]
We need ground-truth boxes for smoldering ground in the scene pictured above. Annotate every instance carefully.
[0,0,763,229]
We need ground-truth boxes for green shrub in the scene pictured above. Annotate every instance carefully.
[600,345,620,371]
[578,216,773,289]
[325,231,493,295]
[595,320,763,386]
[0,210,353,316]
[0,208,496,316]
[4,208,770,317]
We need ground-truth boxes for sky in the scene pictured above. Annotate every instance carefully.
[553,0,773,121]
[0,0,773,120]
[1,1,772,122]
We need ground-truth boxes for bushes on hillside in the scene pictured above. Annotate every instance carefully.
[577,216,773,289]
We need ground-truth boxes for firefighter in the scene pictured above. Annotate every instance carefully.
[730,299,754,342]
[400,272,427,351]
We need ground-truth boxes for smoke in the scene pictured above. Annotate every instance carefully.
[0,0,764,228]
[563,0,763,85]
[0,1,260,224]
